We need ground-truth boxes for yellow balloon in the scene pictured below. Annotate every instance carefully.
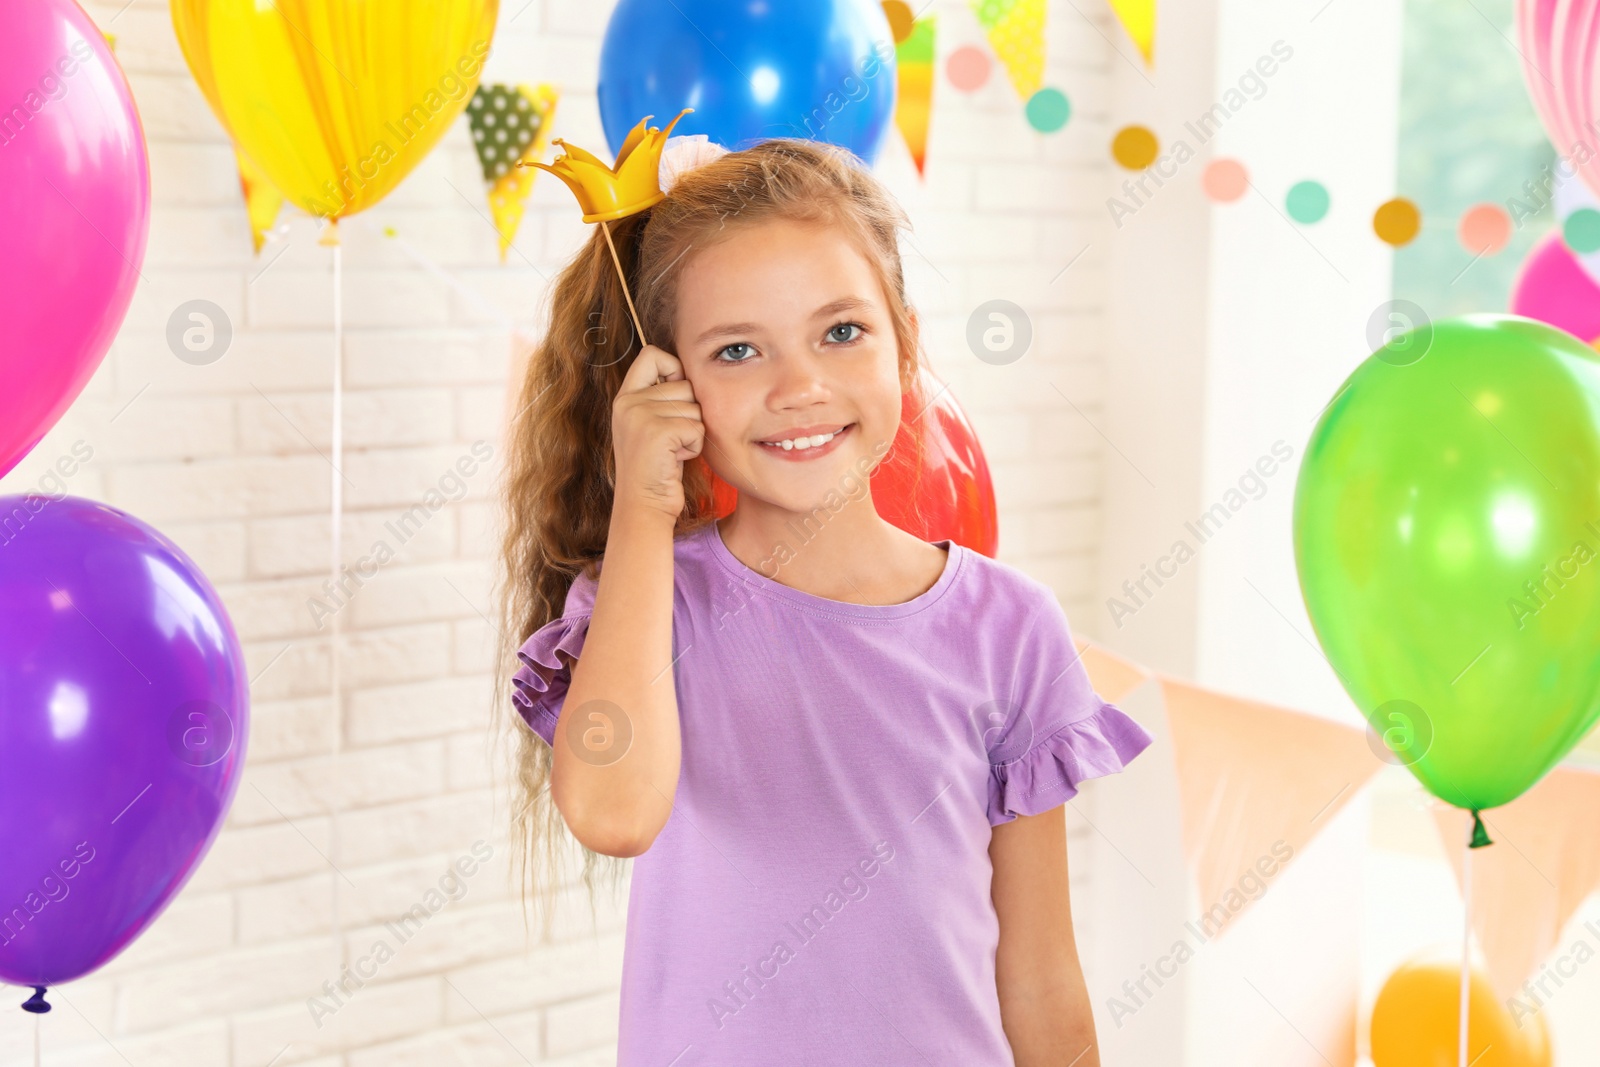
[172,0,499,221]
[1371,955,1552,1067]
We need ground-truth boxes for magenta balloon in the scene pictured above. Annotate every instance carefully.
[0,496,248,993]
[0,0,150,479]
[1510,230,1600,343]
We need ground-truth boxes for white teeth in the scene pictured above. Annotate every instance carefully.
[766,430,838,451]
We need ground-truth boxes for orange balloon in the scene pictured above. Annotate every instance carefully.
[1371,954,1551,1067]
[708,368,999,556]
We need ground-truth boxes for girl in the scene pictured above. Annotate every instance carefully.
[495,135,1152,1066]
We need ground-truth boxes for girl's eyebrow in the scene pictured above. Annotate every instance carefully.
[812,297,874,318]
[694,321,762,346]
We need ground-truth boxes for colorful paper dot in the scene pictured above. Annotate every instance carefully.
[1373,198,1421,246]
[1025,88,1071,133]
[1286,180,1329,224]
[1565,208,1600,254]
[946,45,992,92]
[1111,125,1159,170]
[882,0,915,44]
[1201,159,1248,203]
[1458,203,1511,256]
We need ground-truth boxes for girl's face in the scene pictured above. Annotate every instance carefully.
[671,217,906,515]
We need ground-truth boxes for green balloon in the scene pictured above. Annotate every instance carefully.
[1294,314,1600,814]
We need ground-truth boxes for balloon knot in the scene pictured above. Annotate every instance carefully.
[21,986,50,1014]
[1469,809,1494,849]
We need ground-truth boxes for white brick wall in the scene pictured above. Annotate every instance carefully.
[0,1,1121,1062]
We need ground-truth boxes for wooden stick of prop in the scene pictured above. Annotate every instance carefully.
[600,220,647,349]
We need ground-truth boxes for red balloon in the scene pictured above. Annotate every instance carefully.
[709,368,999,555]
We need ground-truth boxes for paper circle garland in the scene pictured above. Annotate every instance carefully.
[1112,126,1159,169]
[1025,88,1071,133]
[1459,203,1512,256]
[1552,171,1600,284]
[1286,180,1330,224]
[1372,197,1421,246]
[882,0,914,42]
[1201,158,1249,202]
[947,44,992,91]
[1565,207,1600,254]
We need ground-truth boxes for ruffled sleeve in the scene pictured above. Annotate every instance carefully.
[986,591,1154,826]
[511,567,599,746]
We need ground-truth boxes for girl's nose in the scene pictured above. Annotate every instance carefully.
[770,350,830,409]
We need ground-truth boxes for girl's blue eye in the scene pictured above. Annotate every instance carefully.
[717,342,755,363]
[826,322,864,344]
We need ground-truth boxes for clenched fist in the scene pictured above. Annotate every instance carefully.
[611,345,705,520]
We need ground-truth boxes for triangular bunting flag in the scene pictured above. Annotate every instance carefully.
[1159,677,1380,936]
[969,0,1046,99]
[1107,0,1155,65]
[468,82,560,263]
[1432,766,1600,1003]
[894,15,936,176]
[235,148,285,256]
[1073,638,1149,702]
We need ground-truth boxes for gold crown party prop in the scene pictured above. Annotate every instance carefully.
[520,109,694,348]
[525,108,691,222]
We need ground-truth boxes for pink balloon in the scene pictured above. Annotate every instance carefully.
[1517,0,1600,202]
[0,0,150,479]
[1510,229,1600,344]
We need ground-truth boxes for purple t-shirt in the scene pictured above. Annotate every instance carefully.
[512,520,1151,1065]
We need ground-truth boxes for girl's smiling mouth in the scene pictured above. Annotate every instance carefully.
[755,422,855,460]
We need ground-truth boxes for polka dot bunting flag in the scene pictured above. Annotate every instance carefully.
[467,82,560,263]
[968,0,1045,100]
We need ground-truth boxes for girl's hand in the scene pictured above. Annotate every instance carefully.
[611,344,704,520]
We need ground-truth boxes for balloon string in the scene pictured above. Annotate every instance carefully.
[329,234,347,977]
[1460,825,1473,1067]
[34,1007,39,1067]
[600,220,647,349]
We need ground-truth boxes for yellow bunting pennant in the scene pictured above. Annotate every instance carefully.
[1107,0,1156,65]
[968,0,1045,99]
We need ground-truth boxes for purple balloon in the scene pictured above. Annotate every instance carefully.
[0,496,248,997]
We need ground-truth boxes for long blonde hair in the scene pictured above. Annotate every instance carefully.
[493,138,924,935]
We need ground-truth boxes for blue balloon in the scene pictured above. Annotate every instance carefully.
[598,0,897,164]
